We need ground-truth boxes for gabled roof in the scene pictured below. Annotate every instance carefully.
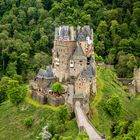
[72,44,86,60]
[36,66,54,79]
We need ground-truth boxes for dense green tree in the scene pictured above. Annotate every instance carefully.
[131,119,140,139]
[7,80,26,106]
[51,82,65,94]
[6,62,17,77]
[133,8,140,27]
[57,105,70,124]
[0,0,139,80]
[0,76,11,103]
[106,94,122,118]
[33,52,51,71]
[118,39,131,52]
[113,121,128,136]
[118,23,130,38]
[116,52,137,77]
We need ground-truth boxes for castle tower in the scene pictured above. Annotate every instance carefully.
[77,25,93,58]
[52,26,77,81]
[134,69,140,92]
[70,43,87,77]
[52,25,94,82]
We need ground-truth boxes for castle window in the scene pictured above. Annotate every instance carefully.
[70,60,74,68]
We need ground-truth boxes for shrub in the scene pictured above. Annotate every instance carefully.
[113,121,128,136]
[106,94,122,118]
[95,53,104,62]
[76,131,89,139]
[8,86,26,106]
[59,136,73,140]
[24,116,33,127]
[57,105,70,123]
[51,82,65,94]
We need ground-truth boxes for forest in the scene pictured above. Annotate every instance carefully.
[0,0,140,82]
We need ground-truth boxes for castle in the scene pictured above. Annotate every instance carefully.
[30,25,96,110]
[30,26,105,139]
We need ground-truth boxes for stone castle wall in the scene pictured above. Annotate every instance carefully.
[30,90,65,106]
[74,77,91,97]
[53,41,77,81]
[47,94,65,106]
[70,59,87,77]
[134,69,140,92]
[92,77,97,95]
[30,90,47,104]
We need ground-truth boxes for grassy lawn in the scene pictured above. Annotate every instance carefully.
[90,67,140,138]
[0,98,78,140]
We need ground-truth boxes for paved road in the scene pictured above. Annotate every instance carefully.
[74,101,102,140]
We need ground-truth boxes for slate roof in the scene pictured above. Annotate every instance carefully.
[90,56,94,63]
[36,66,55,79]
[77,32,85,41]
[72,44,87,60]
[80,64,95,80]
[87,56,94,65]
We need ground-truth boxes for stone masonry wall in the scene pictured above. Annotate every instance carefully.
[53,41,77,81]
[70,59,87,77]
[134,69,140,92]
[74,77,91,97]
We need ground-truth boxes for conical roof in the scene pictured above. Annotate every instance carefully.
[80,64,95,80]
[72,43,86,60]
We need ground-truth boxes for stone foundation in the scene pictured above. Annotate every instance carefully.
[47,94,65,106]
[30,90,47,104]
[30,90,65,106]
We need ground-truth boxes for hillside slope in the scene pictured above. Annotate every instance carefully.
[0,101,78,140]
[90,67,140,139]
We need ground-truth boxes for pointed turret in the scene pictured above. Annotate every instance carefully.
[72,43,87,60]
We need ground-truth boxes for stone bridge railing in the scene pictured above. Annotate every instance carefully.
[74,101,104,140]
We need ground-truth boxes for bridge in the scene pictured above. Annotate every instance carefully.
[67,84,104,140]
[74,101,103,140]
